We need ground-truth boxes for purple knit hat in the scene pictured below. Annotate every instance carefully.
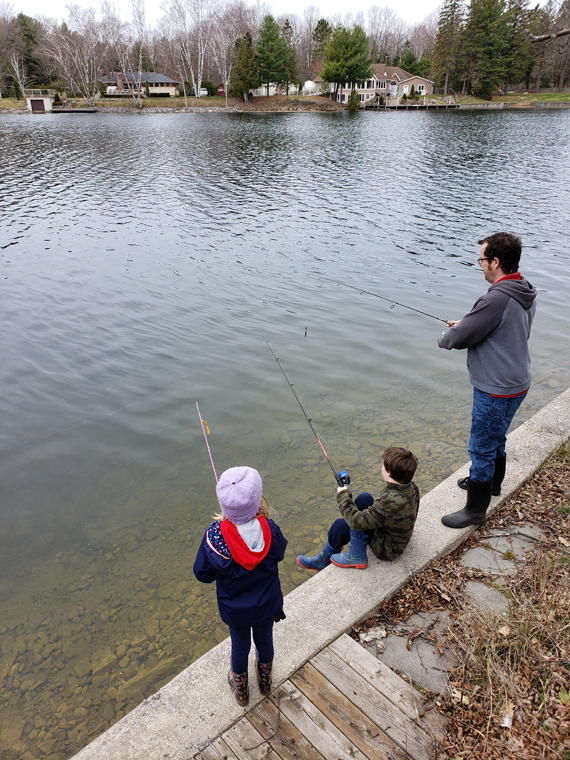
[216,466,263,525]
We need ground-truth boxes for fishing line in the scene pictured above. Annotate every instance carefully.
[315,275,450,324]
[196,402,218,483]
[260,330,350,487]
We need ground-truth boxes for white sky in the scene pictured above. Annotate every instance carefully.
[12,0,441,28]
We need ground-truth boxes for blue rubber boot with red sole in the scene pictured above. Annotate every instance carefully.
[296,542,335,571]
[330,529,368,569]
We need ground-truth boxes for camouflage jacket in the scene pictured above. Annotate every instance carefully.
[337,481,420,561]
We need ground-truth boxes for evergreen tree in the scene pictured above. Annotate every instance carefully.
[230,34,260,101]
[281,19,299,94]
[14,13,50,85]
[417,54,431,78]
[347,88,360,111]
[321,25,372,102]
[431,0,466,94]
[501,0,534,93]
[400,46,419,75]
[312,18,333,64]
[461,0,507,99]
[256,15,289,96]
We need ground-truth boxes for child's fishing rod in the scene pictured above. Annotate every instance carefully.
[260,330,350,487]
[196,401,218,483]
[315,275,450,324]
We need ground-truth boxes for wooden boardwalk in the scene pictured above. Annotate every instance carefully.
[195,634,447,760]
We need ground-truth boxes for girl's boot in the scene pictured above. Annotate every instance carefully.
[228,668,249,706]
[330,530,368,569]
[256,658,273,695]
[296,542,335,571]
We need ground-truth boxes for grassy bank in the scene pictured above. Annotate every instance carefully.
[456,92,570,105]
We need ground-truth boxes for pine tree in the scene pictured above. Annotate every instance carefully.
[230,34,260,101]
[400,46,419,75]
[461,0,507,99]
[312,18,333,64]
[501,0,534,93]
[430,0,466,94]
[257,15,290,96]
[281,19,299,95]
[321,25,372,103]
[347,88,360,111]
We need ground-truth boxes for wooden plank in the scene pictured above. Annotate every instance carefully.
[310,646,436,760]
[329,634,448,743]
[247,695,326,760]
[291,663,410,760]
[223,716,282,760]
[269,681,369,760]
[196,736,240,760]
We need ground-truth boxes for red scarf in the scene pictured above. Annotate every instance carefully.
[220,516,272,570]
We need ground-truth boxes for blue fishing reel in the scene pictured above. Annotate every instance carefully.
[337,470,351,487]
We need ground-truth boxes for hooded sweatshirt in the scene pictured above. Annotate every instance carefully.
[193,517,287,627]
[438,275,537,396]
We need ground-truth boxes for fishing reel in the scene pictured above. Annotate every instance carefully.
[337,470,351,487]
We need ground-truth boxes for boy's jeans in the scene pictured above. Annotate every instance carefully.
[468,388,527,483]
[328,518,374,552]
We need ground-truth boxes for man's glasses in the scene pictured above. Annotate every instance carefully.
[477,257,493,265]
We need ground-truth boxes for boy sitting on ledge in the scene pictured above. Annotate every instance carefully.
[297,447,419,570]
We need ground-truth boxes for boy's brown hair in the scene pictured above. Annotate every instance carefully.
[383,447,418,484]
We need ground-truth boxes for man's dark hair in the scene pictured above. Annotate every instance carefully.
[383,447,418,484]
[478,232,522,274]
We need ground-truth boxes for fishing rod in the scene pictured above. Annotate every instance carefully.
[260,330,350,488]
[315,275,450,325]
[196,401,218,483]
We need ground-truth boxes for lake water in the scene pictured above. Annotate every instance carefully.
[1,109,569,758]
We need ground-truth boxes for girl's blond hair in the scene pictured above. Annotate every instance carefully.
[213,495,272,523]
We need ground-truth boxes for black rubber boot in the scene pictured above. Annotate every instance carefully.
[491,455,506,496]
[442,480,493,528]
[457,455,507,497]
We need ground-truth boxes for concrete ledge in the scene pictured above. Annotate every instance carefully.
[74,387,570,760]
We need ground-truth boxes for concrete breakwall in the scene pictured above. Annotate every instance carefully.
[73,386,570,760]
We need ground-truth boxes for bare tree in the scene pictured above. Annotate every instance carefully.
[210,0,249,107]
[41,5,109,106]
[8,49,27,95]
[156,14,191,104]
[101,0,147,108]
[169,0,214,99]
[297,5,320,81]
[409,8,439,58]
[367,6,404,62]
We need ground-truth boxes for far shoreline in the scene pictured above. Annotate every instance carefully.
[2,92,570,116]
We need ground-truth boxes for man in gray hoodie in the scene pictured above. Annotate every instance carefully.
[438,233,537,528]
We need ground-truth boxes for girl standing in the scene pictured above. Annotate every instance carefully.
[193,466,287,706]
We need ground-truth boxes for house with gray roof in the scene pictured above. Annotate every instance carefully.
[100,72,180,98]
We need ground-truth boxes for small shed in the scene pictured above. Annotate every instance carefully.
[25,88,56,113]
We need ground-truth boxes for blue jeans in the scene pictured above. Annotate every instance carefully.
[328,518,374,552]
[228,620,274,673]
[468,388,527,483]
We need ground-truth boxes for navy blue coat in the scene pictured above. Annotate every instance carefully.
[193,518,287,628]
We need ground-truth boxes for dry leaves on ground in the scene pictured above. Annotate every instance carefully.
[353,439,570,759]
